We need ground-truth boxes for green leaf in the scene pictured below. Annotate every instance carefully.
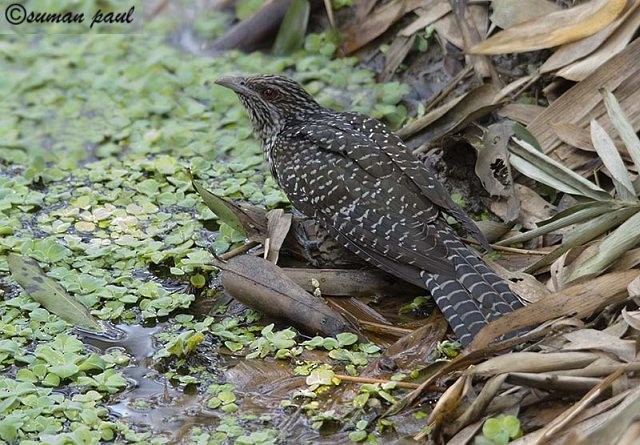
[568,208,640,281]
[191,179,246,237]
[273,0,311,56]
[7,254,103,332]
[590,119,635,201]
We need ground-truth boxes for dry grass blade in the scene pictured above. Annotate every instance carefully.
[567,209,640,282]
[536,367,629,443]
[415,374,471,441]
[470,0,626,54]
[603,88,640,175]
[590,119,635,200]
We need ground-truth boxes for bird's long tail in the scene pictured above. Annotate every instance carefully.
[423,242,523,347]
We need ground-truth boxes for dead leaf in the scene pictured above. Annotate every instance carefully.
[339,0,422,54]
[219,255,358,337]
[556,4,640,81]
[470,0,626,54]
[399,0,450,37]
[528,38,640,166]
[265,209,292,264]
[563,329,636,363]
[490,0,561,30]
[541,0,640,73]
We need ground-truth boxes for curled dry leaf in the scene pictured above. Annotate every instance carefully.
[470,0,626,54]
[219,255,359,337]
[475,122,519,221]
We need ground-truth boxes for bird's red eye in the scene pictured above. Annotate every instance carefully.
[261,88,278,100]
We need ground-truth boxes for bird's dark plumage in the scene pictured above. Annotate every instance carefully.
[216,74,523,346]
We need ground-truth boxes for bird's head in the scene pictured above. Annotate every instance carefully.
[215,74,322,140]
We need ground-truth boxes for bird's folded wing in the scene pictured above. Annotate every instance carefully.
[295,114,490,251]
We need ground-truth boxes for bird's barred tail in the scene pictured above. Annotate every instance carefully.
[423,241,523,347]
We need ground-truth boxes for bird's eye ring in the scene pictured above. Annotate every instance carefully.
[261,88,279,100]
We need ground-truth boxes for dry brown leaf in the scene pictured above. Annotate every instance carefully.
[541,0,640,73]
[339,0,422,54]
[622,308,640,331]
[400,84,503,147]
[432,6,488,49]
[265,209,292,264]
[535,367,630,443]
[423,374,471,439]
[563,329,636,363]
[378,34,415,82]
[556,4,640,81]
[470,0,626,55]
[476,123,519,220]
[528,38,640,163]
[498,103,546,125]
[469,270,639,350]
[399,0,450,36]
[490,0,561,30]
[219,255,358,337]
[552,122,595,152]
[446,374,509,436]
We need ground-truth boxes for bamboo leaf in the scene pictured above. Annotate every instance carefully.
[7,254,103,332]
[602,89,640,177]
[497,203,612,246]
[509,138,610,201]
[525,206,638,273]
[590,119,635,201]
[569,208,640,282]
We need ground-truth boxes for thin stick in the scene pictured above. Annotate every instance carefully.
[323,0,336,28]
[359,320,414,336]
[219,241,260,260]
[334,374,420,389]
[538,366,628,443]
[462,237,548,255]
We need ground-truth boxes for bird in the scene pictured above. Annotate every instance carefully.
[215,74,523,346]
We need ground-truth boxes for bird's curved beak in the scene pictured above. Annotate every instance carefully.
[215,76,251,95]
